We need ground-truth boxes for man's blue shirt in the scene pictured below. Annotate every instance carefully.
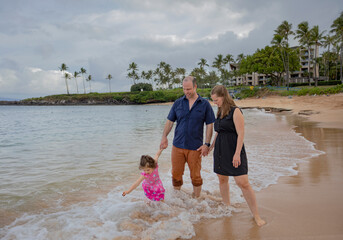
[167,94,215,150]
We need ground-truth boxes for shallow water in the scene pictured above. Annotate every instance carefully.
[0,105,323,239]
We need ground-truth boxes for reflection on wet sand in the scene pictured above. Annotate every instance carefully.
[192,113,343,240]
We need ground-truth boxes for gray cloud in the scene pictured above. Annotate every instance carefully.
[0,0,342,99]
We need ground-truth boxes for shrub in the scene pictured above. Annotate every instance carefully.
[130,83,153,92]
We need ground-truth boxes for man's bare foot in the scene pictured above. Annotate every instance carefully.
[191,192,198,198]
[254,216,266,226]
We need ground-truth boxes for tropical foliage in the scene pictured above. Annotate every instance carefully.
[58,12,343,95]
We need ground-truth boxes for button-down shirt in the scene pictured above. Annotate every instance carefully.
[167,94,215,150]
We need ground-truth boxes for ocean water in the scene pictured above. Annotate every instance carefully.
[0,105,323,240]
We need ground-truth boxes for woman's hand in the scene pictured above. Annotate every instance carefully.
[232,153,241,168]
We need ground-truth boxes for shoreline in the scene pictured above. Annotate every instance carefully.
[152,93,343,129]
[190,94,343,240]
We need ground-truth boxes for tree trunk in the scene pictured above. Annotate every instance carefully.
[65,77,70,95]
[307,46,311,86]
[82,76,86,94]
[75,79,79,94]
[340,41,343,83]
[286,52,290,91]
[314,44,319,87]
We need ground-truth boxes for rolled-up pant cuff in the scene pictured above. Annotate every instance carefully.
[172,178,183,187]
[192,179,203,187]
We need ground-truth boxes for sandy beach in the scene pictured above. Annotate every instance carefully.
[191,93,343,240]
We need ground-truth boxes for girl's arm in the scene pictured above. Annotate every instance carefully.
[154,148,163,162]
[122,175,145,196]
[232,108,245,168]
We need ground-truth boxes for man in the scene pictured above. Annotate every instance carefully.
[160,76,215,197]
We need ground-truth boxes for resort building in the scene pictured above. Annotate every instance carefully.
[229,63,268,86]
[229,46,324,86]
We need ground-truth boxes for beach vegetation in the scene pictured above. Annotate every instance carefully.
[273,20,294,90]
[239,45,300,86]
[127,62,139,85]
[21,84,342,104]
[73,71,80,94]
[58,63,70,95]
[80,67,87,94]
[86,75,92,93]
[330,11,343,83]
[106,74,113,93]
[295,21,313,86]
[130,83,153,92]
[54,13,343,99]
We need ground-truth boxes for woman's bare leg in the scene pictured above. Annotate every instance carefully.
[234,175,266,226]
[217,174,230,205]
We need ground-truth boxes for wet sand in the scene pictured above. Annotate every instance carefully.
[237,93,343,129]
[191,94,343,240]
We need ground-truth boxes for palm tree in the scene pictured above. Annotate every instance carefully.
[310,25,326,86]
[174,67,186,88]
[141,70,154,85]
[154,61,173,88]
[73,71,80,94]
[127,62,139,84]
[331,11,343,83]
[146,70,154,85]
[236,53,245,64]
[323,34,336,79]
[206,70,220,87]
[274,21,294,90]
[162,63,173,89]
[64,72,71,94]
[86,75,92,93]
[212,54,225,83]
[59,63,70,95]
[223,54,234,71]
[296,21,313,85]
[80,67,87,94]
[106,74,113,93]
[197,58,209,70]
[212,54,224,72]
[333,42,341,80]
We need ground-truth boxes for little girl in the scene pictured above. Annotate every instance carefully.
[122,149,165,201]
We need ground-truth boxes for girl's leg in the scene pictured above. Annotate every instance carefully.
[234,175,266,226]
[217,174,230,205]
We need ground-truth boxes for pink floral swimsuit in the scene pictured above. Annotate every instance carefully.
[141,164,165,201]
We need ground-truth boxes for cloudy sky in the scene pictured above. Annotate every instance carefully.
[0,0,342,99]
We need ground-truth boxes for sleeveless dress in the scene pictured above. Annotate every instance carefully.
[213,107,248,176]
[141,164,165,201]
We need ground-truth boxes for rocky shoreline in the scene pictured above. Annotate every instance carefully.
[1,99,294,114]
[0,99,156,105]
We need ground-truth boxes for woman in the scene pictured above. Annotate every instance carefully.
[210,85,265,226]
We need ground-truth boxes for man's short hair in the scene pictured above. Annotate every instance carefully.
[183,76,197,87]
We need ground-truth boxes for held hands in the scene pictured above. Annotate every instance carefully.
[197,144,209,157]
[232,153,241,168]
[208,143,214,153]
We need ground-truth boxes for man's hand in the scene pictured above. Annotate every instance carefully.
[197,144,209,157]
[160,136,168,149]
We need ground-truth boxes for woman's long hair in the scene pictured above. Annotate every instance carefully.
[211,85,236,119]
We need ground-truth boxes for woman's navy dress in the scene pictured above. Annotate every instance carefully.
[213,107,248,176]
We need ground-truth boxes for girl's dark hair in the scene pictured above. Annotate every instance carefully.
[139,155,157,169]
